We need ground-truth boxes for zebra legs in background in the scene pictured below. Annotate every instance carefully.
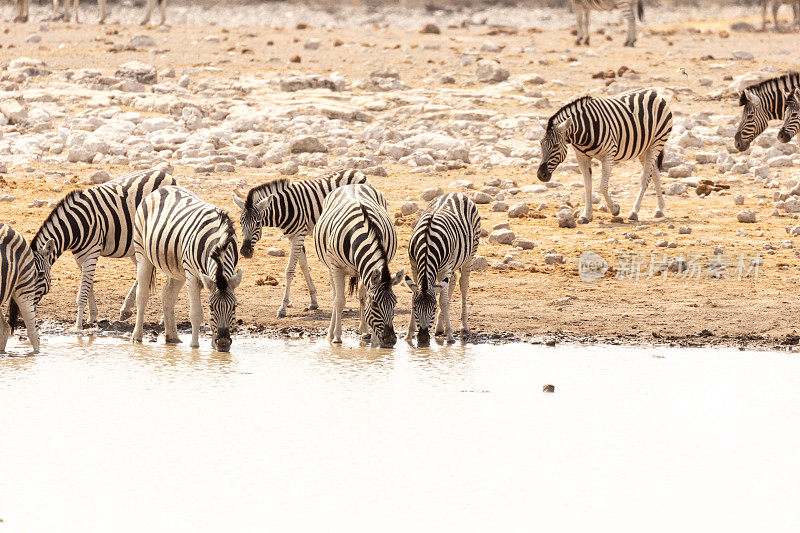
[629,149,664,221]
[74,248,100,329]
[277,237,319,318]
[14,0,30,22]
[434,275,457,341]
[458,264,471,335]
[327,266,347,344]
[623,2,637,46]
[162,277,185,344]
[141,0,167,25]
[575,5,590,45]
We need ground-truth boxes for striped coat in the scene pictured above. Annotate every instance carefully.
[313,184,403,348]
[405,193,481,344]
[32,167,176,328]
[538,88,673,222]
[779,87,800,143]
[572,0,643,47]
[133,186,241,352]
[234,169,369,318]
[735,72,800,151]
[1,224,55,353]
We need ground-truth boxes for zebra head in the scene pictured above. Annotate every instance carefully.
[404,274,448,343]
[364,267,404,348]
[32,238,56,307]
[537,116,573,182]
[734,89,770,152]
[232,193,266,259]
[201,239,242,353]
[779,88,800,143]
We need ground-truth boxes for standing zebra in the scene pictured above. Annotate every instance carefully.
[404,193,481,344]
[779,88,800,143]
[232,169,369,318]
[572,0,644,47]
[761,0,800,30]
[32,167,176,329]
[735,72,800,151]
[537,88,673,222]
[132,186,241,352]
[313,184,403,348]
[1,224,55,353]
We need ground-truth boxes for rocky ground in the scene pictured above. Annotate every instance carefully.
[2,2,800,348]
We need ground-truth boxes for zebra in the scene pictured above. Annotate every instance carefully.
[572,0,644,47]
[779,87,800,143]
[404,193,481,345]
[761,0,800,30]
[132,186,241,352]
[1,223,55,353]
[735,72,800,151]
[232,169,369,318]
[140,0,167,25]
[537,89,673,223]
[313,184,403,348]
[32,167,176,329]
[51,0,106,23]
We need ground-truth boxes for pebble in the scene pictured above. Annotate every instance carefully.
[421,187,443,202]
[508,202,530,218]
[678,226,692,234]
[90,170,111,184]
[737,210,757,223]
[557,208,576,229]
[512,238,535,250]
[266,247,285,257]
[471,255,489,271]
[400,202,419,216]
[488,229,516,245]
[491,201,508,212]
[733,193,744,205]
[544,254,565,265]
[475,60,509,83]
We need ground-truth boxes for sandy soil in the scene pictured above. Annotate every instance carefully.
[2,4,800,348]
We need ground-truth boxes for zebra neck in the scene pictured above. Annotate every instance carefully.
[32,223,67,262]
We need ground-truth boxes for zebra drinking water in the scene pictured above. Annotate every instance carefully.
[404,193,481,344]
[735,72,800,151]
[132,186,241,353]
[571,0,644,47]
[779,88,800,143]
[313,184,403,348]
[1,224,55,354]
[233,169,369,318]
[537,88,673,222]
[32,167,176,329]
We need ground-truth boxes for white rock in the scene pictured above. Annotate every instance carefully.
[557,208,576,228]
[544,254,565,265]
[732,50,754,61]
[128,35,157,48]
[304,38,321,50]
[0,99,28,124]
[115,61,157,84]
[421,187,443,201]
[491,201,508,212]
[90,170,111,184]
[470,191,492,204]
[290,136,327,153]
[508,202,530,218]
[512,238,535,250]
[475,60,509,83]
[665,182,685,196]
[737,210,757,223]
[733,193,745,205]
[471,255,489,271]
[266,247,285,257]
[488,229,516,244]
[400,202,419,216]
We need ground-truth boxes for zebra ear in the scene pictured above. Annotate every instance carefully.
[255,196,272,212]
[369,269,381,286]
[232,194,246,210]
[229,269,243,290]
[391,269,405,286]
[793,88,800,102]
[432,277,449,293]
[556,116,573,135]
[199,273,216,292]
[404,274,417,292]
[38,239,56,261]
[744,89,761,107]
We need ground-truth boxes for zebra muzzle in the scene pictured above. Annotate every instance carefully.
[537,164,552,182]
[213,328,232,352]
[778,130,792,143]
[240,243,254,259]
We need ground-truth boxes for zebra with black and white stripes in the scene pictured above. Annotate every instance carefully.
[1,224,55,353]
[233,169,369,318]
[735,72,800,151]
[537,88,673,222]
[132,186,241,352]
[32,167,176,329]
[572,0,643,47]
[404,193,481,344]
[779,87,800,143]
[313,184,403,348]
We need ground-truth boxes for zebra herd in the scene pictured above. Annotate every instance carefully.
[1,72,800,354]
[12,0,167,24]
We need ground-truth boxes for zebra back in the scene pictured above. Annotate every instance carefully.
[32,167,176,263]
[740,72,800,120]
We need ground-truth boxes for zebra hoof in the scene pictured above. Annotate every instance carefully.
[119,309,133,321]
[276,309,287,318]
[165,336,182,344]
[624,40,636,47]
[577,216,591,224]
[306,302,319,311]
[574,38,582,46]
[654,210,665,219]
[628,212,639,221]
[610,204,621,216]
[361,333,371,341]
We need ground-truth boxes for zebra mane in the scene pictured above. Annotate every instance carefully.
[547,96,593,131]
[244,178,290,209]
[419,212,435,295]
[359,204,391,289]
[739,72,800,106]
[210,210,236,291]
[33,188,84,254]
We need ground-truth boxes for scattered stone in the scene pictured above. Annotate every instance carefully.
[544,254,565,265]
[115,61,158,84]
[289,136,327,153]
[475,60,509,83]
[470,191,493,204]
[128,34,157,48]
[266,247,285,257]
[733,193,745,205]
[508,202,530,218]
[90,170,110,184]
[0,99,28,124]
[304,38,321,50]
[421,187,443,202]
[678,226,692,234]
[471,255,489,271]
[420,24,440,34]
[732,50,754,61]
[512,238,535,250]
[557,208,576,228]
[491,201,508,212]
[737,210,757,223]
[400,202,419,216]
[488,229,516,245]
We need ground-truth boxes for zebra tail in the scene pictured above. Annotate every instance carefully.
[657,149,665,172]
[637,0,644,21]
[8,298,20,334]
[347,276,358,296]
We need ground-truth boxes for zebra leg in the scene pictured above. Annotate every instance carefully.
[120,257,139,321]
[87,285,98,326]
[277,237,302,318]
[574,4,585,45]
[436,275,457,337]
[582,8,590,45]
[98,0,106,23]
[132,255,154,344]
[624,3,637,46]
[773,0,782,29]
[72,0,79,23]
[162,276,185,344]
[358,281,370,340]
[328,267,346,344]
[297,240,319,311]
[14,0,29,22]
[576,152,593,223]
[187,275,203,349]
[650,155,666,218]
[158,0,167,25]
[600,156,620,216]
[17,297,40,354]
[73,249,100,330]
[459,263,471,335]
[0,310,9,353]
[140,0,153,24]
[629,150,656,221]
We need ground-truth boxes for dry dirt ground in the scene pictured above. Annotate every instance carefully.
[2,4,800,348]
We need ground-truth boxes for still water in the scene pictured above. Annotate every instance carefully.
[2,334,800,532]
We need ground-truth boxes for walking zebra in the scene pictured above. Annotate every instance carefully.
[132,186,241,352]
[404,193,481,344]
[313,184,403,348]
[537,88,673,222]
[1,224,55,353]
[761,0,800,30]
[779,88,800,143]
[572,0,644,47]
[32,167,176,329]
[233,169,369,318]
[735,72,800,151]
